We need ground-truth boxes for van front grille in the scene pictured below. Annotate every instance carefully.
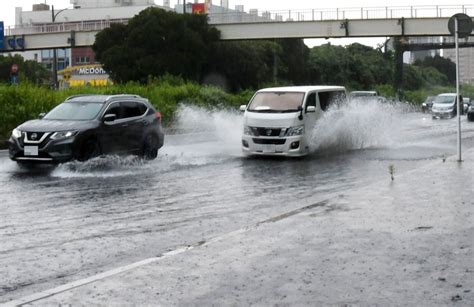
[251,127,282,137]
[253,138,286,145]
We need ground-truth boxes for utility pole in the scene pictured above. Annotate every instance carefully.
[51,5,68,89]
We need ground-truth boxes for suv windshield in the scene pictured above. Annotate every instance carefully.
[248,92,304,112]
[434,96,455,104]
[44,102,103,120]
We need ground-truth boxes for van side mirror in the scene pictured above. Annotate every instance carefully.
[239,105,247,112]
[103,113,117,122]
[38,113,46,119]
[306,106,316,113]
[298,106,303,120]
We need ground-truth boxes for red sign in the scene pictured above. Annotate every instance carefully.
[192,3,206,14]
[11,64,19,74]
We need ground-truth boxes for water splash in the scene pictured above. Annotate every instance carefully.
[52,155,148,178]
[50,105,245,177]
[309,99,407,153]
[166,104,244,155]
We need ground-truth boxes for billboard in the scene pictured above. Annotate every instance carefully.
[0,21,4,49]
[192,3,206,14]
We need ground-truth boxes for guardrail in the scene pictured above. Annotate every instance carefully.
[4,5,473,36]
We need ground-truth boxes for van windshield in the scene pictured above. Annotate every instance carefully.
[434,96,455,104]
[248,92,304,112]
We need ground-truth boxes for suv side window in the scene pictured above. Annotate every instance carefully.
[305,93,316,111]
[120,101,143,118]
[104,102,123,119]
[121,101,144,119]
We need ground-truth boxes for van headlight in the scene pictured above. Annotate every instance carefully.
[469,106,473,111]
[285,125,304,136]
[243,125,255,136]
[50,130,78,140]
[12,128,22,139]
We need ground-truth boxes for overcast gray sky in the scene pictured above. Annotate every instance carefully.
[1,0,471,47]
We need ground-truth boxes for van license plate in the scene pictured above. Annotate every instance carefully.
[24,146,38,156]
[262,144,276,153]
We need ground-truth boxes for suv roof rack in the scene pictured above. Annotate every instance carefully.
[65,94,97,101]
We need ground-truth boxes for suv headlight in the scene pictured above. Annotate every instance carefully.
[285,125,304,136]
[50,130,78,140]
[12,128,22,139]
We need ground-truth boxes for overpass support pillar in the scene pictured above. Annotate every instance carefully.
[393,36,408,100]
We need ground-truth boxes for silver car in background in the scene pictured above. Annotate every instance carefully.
[431,93,461,119]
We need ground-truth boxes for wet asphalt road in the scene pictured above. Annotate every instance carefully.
[1,105,473,303]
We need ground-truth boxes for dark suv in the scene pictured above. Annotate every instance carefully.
[8,94,164,164]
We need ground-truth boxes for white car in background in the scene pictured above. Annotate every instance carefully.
[431,93,462,119]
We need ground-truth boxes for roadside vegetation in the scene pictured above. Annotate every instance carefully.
[0,76,252,144]
[1,7,471,144]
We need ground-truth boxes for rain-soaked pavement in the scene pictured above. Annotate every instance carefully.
[0,102,473,305]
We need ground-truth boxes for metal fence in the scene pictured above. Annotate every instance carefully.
[4,5,473,36]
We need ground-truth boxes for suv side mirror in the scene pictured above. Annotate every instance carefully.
[39,113,46,119]
[306,106,316,113]
[239,105,247,112]
[103,113,117,122]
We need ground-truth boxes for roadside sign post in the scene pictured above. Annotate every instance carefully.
[448,13,473,162]
[0,21,4,50]
[455,17,461,162]
[10,63,19,85]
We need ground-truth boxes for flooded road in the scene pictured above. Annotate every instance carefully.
[1,102,473,303]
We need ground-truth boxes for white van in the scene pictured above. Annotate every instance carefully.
[431,93,462,119]
[240,86,347,157]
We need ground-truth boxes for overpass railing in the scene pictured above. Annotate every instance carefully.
[4,19,129,36]
[4,5,473,36]
[208,5,473,24]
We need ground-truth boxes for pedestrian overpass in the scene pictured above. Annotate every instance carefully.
[1,5,473,52]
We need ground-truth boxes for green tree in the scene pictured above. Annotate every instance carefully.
[93,8,220,83]
[414,55,455,85]
[307,43,351,85]
[204,40,282,91]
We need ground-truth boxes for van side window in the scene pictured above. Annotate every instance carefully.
[318,90,346,111]
[306,93,316,111]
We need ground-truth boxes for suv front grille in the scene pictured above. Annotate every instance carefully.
[21,132,52,148]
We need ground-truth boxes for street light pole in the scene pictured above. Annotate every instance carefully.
[51,5,68,89]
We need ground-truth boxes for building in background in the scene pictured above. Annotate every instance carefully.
[13,0,167,86]
[404,37,441,64]
[12,0,261,86]
[443,37,474,85]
